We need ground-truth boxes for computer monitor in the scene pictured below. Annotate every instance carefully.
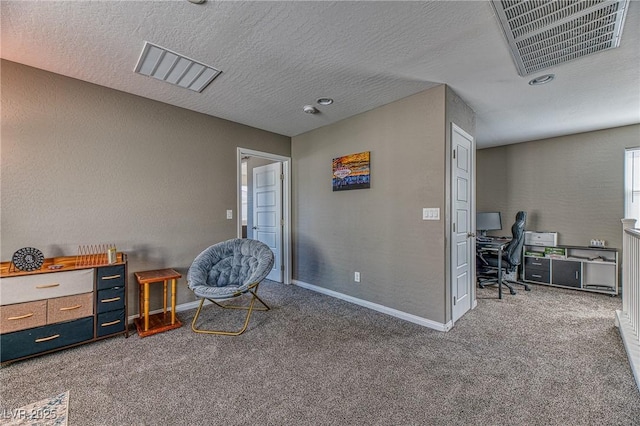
[476,212,502,236]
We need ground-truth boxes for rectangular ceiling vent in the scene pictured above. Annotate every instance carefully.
[134,41,221,92]
[491,0,629,76]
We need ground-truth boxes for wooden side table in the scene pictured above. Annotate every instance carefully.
[133,268,182,337]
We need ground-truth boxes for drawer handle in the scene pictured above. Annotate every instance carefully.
[36,283,60,289]
[532,262,542,266]
[59,304,82,311]
[101,319,121,327]
[35,334,60,343]
[102,274,121,280]
[7,313,34,320]
[532,274,542,278]
[101,297,121,303]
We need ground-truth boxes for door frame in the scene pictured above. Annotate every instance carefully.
[449,123,476,325]
[237,147,291,284]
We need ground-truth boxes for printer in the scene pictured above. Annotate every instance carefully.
[524,231,558,247]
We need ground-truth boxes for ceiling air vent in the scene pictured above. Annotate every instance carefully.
[491,0,630,76]
[134,41,221,92]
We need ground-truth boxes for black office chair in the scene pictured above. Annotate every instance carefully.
[477,211,531,295]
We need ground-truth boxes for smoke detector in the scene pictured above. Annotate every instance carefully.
[303,105,319,114]
[492,0,630,76]
[528,73,555,85]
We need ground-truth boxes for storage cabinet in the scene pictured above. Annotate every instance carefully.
[523,257,551,283]
[522,245,618,295]
[0,254,128,364]
[551,260,581,288]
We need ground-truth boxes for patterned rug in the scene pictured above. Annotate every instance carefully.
[0,391,69,426]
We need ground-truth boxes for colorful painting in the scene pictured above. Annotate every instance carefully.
[332,151,370,191]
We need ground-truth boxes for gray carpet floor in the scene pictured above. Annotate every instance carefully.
[1,281,639,425]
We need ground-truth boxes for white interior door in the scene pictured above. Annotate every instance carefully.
[253,162,282,282]
[451,123,474,323]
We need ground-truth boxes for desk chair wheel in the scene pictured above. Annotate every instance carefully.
[502,280,516,295]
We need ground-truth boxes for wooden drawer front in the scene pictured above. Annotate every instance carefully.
[97,265,125,290]
[1,269,94,305]
[97,287,125,313]
[0,301,47,334]
[97,309,125,337]
[0,317,94,363]
[47,293,94,324]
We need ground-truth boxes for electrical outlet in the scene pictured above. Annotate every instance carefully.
[226,210,233,219]
[354,272,360,282]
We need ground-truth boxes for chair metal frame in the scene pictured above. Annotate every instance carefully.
[191,281,271,336]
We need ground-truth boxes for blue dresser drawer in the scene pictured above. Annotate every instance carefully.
[97,309,126,337]
[96,265,125,290]
[97,286,125,313]
[1,317,94,362]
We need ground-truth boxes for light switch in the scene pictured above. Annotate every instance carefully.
[422,208,440,220]
[226,210,233,219]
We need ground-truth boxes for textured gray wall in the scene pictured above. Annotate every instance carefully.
[292,86,454,323]
[1,60,291,315]
[477,124,640,251]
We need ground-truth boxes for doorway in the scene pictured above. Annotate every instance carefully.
[625,147,640,224]
[237,148,291,284]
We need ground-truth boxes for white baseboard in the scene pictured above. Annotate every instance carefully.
[127,285,454,333]
[127,299,210,325]
[616,309,640,391]
[292,280,452,332]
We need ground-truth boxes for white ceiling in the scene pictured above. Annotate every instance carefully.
[1,0,638,148]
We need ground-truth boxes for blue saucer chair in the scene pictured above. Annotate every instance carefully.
[187,238,274,335]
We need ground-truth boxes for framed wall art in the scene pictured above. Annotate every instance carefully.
[332,151,370,191]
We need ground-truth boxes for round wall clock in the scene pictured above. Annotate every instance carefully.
[12,247,45,272]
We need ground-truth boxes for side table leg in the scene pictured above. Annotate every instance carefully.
[171,278,177,325]
[138,284,143,324]
[163,280,168,315]
[144,283,150,331]
[498,248,503,299]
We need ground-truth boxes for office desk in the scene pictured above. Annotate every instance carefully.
[476,239,509,299]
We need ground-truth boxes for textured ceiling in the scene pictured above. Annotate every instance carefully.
[1,0,638,148]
